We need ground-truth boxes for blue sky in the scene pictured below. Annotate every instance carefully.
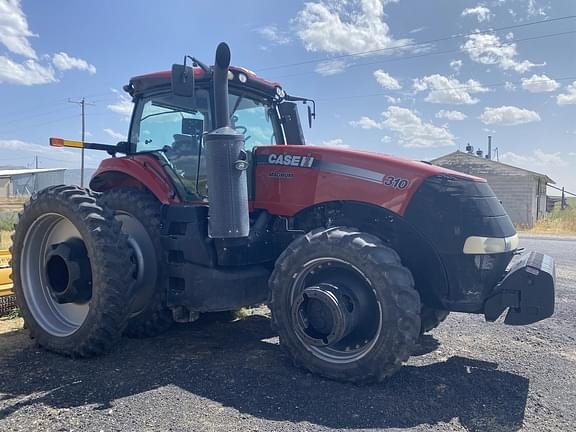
[1,0,575,191]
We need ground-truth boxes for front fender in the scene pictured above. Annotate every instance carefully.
[90,155,179,204]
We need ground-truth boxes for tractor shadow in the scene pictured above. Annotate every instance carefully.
[0,314,528,431]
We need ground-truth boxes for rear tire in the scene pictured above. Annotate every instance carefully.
[420,306,449,334]
[98,188,173,338]
[11,185,132,357]
[270,227,421,384]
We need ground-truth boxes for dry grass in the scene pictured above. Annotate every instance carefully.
[0,231,12,250]
[0,201,20,250]
[528,208,576,234]
[0,316,23,334]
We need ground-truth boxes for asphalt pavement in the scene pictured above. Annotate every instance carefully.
[0,235,574,432]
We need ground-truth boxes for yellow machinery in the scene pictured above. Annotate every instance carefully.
[0,249,15,314]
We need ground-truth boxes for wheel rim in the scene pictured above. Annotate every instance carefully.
[115,211,157,317]
[289,258,382,364]
[21,214,90,337]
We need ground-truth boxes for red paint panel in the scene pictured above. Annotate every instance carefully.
[252,146,484,217]
[90,155,179,204]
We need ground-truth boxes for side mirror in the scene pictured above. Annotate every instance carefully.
[171,64,195,97]
[305,100,316,128]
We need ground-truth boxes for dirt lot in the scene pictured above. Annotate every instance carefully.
[0,236,574,432]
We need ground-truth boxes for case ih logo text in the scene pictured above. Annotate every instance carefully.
[268,154,315,168]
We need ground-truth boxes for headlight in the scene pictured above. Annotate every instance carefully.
[463,234,519,254]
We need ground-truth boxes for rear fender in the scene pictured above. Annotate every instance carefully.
[90,155,179,204]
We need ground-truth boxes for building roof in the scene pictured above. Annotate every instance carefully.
[431,151,555,184]
[0,168,66,178]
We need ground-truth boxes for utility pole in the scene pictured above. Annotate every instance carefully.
[68,97,95,187]
[35,155,38,169]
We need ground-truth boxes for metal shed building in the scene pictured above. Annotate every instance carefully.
[0,168,66,199]
[432,151,554,228]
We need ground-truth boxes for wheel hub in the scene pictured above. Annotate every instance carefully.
[45,240,92,304]
[292,283,357,346]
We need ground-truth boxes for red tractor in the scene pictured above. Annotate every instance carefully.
[11,43,555,383]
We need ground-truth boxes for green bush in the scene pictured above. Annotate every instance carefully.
[0,213,16,232]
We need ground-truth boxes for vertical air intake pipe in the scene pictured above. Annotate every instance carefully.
[204,42,250,238]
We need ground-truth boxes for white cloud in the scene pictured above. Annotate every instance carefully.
[435,110,467,121]
[103,128,127,141]
[461,33,542,73]
[0,1,94,86]
[107,90,133,117]
[373,69,401,90]
[257,25,290,45]
[381,135,392,143]
[0,56,55,85]
[501,149,567,168]
[351,107,455,148]
[385,95,400,104]
[0,0,37,59]
[521,74,559,93]
[382,106,454,148]
[52,52,96,74]
[350,116,383,129]
[409,26,427,34]
[557,81,576,106]
[449,59,462,74]
[480,106,541,126]
[315,59,347,76]
[294,0,411,55]
[527,0,547,17]
[505,81,517,92]
[320,138,350,148]
[413,74,488,105]
[461,5,492,22]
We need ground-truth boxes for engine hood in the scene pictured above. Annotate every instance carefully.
[253,145,485,216]
[299,145,484,182]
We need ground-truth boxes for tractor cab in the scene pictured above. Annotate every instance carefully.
[123,65,311,200]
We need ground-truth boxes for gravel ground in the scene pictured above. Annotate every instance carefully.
[0,236,574,432]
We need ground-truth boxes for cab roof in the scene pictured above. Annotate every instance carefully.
[126,66,282,98]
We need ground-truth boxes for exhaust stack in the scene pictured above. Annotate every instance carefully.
[204,42,250,238]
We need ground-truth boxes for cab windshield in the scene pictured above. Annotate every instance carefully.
[129,89,278,199]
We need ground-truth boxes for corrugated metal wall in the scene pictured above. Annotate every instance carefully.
[3,171,65,197]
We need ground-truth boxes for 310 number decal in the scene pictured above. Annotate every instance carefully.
[383,176,409,189]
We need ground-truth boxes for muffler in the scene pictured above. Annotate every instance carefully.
[204,42,249,238]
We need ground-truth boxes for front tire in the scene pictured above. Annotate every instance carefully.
[420,306,449,334]
[98,188,173,338]
[269,227,421,384]
[11,186,133,357]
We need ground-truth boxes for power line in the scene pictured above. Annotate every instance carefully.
[0,100,69,120]
[316,76,576,101]
[0,105,77,128]
[257,15,576,72]
[272,29,576,80]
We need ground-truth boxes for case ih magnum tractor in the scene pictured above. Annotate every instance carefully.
[11,43,555,383]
